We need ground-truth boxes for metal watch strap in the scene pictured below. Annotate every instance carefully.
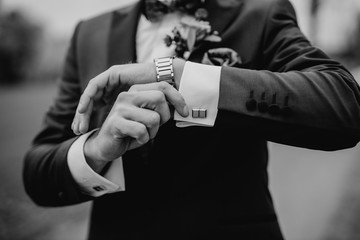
[154,57,175,86]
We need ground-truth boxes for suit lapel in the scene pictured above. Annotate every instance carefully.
[189,0,244,62]
[207,0,244,35]
[94,3,143,129]
[108,2,143,66]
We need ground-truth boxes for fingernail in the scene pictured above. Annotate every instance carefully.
[183,105,189,116]
[79,123,85,134]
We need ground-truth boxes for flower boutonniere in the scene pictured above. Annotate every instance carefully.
[202,48,242,67]
[164,8,221,59]
[163,3,242,67]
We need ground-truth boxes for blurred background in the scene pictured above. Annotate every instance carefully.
[0,0,360,239]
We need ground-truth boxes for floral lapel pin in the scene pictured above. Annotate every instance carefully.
[163,3,242,67]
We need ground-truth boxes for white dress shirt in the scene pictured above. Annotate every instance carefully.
[67,12,221,197]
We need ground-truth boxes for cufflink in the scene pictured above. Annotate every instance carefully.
[192,108,207,118]
[93,185,106,192]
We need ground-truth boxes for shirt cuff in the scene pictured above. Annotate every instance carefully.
[67,129,125,197]
[174,61,221,127]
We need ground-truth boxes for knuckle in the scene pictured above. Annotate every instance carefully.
[108,65,118,72]
[109,69,117,81]
[106,114,118,126]
[113,104,127,115]
[116,91,132,102]
[88,78,96,87]
[109,65,120,80]
[148,113,161,127]
[153,90,166,102]
[135,124,147,137]
[157,81,169,91]
[113,101,133,116]
[129,84,140,92]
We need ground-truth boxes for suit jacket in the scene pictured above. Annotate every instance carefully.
[23,0,360,239]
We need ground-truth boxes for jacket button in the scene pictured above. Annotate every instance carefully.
[258,101,268,112]
[281,95,292,117]
[258,92,268,113]
[268,104,280,115]
[246,90,257,111]
[268,94,279,115]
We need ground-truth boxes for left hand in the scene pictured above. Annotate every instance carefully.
[72,63,156,135]
[82,81,189,172]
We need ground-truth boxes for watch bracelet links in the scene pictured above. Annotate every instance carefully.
[154,57,175,86]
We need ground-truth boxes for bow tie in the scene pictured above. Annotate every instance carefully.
[143,0,206,22]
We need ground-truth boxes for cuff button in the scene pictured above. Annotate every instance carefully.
[268,104,280,115]
[258,102,268,113]
[93,185,106,192]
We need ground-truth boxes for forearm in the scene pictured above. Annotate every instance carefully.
[23,138,93,206]
[173,57,186,89]
[218,66,360,150]
[117,58,185,89]
[83,129,108,173]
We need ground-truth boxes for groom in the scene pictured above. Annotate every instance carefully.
[23,0,360,239]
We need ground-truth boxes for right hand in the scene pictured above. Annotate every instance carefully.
[83,82,189,173]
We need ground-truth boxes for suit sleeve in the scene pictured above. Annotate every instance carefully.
[23,22,94,206]
[217,0,360,150]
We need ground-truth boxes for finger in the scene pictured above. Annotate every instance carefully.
[231,49,238,58]
[129,82,189,117]
[208,48,223,57]
[114,117,150,145]
[118,91,171,125]
[123,107,161,139]
[72,115,80,135]
[102,82,118,105]
[78,70,113,113]
[72,98,92,135]
[78,100,93,134]
[72,104,82,135]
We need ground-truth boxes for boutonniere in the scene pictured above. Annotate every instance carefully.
[164,7,221,59]
[163,4,242,67]
[202,48,242,67]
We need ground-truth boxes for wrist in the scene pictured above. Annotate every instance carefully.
[83,130,108,174]
[173,57,186,89]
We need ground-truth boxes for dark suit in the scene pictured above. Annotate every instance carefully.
[23,0,360,239]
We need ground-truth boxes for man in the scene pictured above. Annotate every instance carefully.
[23,0,360,239]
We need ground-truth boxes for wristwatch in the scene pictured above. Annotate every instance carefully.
[154,57,175,86]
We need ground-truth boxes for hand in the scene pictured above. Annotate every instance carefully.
[83,82,189,173]
[72,63,155,135]
[72,60,186,135]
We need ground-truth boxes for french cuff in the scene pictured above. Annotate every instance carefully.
[174,61,221,127]
[67,129,125,197]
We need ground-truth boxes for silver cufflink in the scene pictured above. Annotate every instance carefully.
[192,108,207,118]
[93,185,105,192]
